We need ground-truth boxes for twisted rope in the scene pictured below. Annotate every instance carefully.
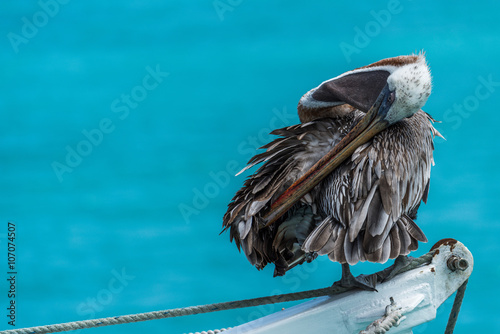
[0,286,347,334]
[444,279,469,334]
[359,297,405,334]
[0,251,437,334]
[187,327,231,334]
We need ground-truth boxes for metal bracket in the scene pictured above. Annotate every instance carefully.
[224,239,473,334]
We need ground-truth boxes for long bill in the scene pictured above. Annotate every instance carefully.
[262,85,393,227]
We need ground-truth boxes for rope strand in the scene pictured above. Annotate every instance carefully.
[359,297,405,334]
[444,279,469,334]
[0,251,438,334]
[187,327,231,334]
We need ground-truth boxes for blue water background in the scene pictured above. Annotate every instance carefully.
[1,1,499,333]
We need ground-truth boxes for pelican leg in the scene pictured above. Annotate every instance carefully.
[334,263,378,291]
[378,255,415,282]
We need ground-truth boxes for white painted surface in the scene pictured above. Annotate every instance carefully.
[224,241,473,334]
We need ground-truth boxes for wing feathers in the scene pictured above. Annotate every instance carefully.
[223,117,353,273]
[302,216,334,252]
[310,111,435,264]
[223,110,436,272]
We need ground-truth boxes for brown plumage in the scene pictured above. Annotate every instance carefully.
[222,54,441,278]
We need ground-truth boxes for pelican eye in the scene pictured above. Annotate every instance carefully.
[387,91,396,104]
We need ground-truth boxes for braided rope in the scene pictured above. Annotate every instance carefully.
[359,297,405,334]
[0,251,436,334]
[0,286,347,334]
[444,279,469,334]
[187,327,231,334]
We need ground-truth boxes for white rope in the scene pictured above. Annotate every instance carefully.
[186,327,231,334]
[0,286,350,334]
[0,251,437,334]
[359,297,405,334]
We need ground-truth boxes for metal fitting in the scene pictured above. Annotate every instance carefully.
[447,255,468,271]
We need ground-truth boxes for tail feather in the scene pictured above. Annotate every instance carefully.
[302,214,427,264]
[302,216,333,252]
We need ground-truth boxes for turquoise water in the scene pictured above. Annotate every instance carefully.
[1,1,499,333]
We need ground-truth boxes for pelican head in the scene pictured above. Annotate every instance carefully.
[265,54,433,225]
[299,53,431,125]
[384,56,432,124]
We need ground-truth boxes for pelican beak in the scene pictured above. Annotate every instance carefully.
[263,84,395,227]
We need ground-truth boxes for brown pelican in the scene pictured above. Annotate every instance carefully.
[222,54,442,289]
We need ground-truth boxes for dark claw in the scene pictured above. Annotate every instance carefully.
[334,273,378,291]
[378,255,415,282]
[334,263,378,291]
[305,252,318,263]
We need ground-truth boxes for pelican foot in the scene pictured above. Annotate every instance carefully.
[334,263,378,291]
[378,255,415,282]
[305,252,318,263]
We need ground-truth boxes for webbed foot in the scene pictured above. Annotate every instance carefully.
[378,255,415,282]
[334,263,378,291]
